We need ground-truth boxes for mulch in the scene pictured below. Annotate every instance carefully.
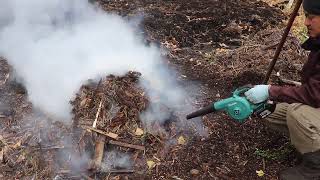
[0,0,309,179]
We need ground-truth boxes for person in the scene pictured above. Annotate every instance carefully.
[244,0,320,179]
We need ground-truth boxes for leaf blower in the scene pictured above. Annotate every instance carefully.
[186,87,276,122]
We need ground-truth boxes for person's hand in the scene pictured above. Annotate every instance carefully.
[244,85,270,104]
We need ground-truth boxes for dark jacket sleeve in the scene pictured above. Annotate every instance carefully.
[269,38,320,107]
[269,72,320,107]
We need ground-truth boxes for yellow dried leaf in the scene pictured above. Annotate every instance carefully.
[147,160,156,169]
[178,136,186,145]
[106,132,118,139]
[135,128,144,136]
[256,170,264,177]
[12,140,22,149]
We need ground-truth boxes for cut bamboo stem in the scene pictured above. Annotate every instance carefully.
[92,100,103,128]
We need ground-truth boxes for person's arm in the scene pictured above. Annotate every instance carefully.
[245,72,320,107]
[269,73,320,107]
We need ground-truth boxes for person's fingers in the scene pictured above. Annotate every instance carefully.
[244,89,253,96]
[247,96,254,102]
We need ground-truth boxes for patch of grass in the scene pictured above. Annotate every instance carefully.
[295,26,308,43]
[292,12,309,43]
[254,145,295,160]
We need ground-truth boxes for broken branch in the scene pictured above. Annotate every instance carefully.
[87,127,118,140]
[109,140,145,151]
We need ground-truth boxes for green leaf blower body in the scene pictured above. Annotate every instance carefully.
[186,88,264,123]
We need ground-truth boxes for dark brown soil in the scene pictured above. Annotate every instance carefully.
[101,0,283,48]
[0,0,308,180]
[97,0,304,179]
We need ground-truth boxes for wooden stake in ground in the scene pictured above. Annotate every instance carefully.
[89,135,106,170]
[89,98,106,170]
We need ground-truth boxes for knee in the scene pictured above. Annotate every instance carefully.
[285,104,320,153]
[286,103,302,121]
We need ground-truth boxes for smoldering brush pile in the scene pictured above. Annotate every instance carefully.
[70,71,179,177]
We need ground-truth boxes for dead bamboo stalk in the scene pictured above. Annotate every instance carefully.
[92,100,103,128]
[109,140,145,151]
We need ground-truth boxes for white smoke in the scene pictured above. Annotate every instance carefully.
[0,0,155,120]
[0,0,207,137]
[101,150,133,172]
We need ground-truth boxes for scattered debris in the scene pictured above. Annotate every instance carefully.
[209,28,307,87]
[190,169,200,175]
[0,0,303,179]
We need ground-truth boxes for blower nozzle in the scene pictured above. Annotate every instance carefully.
[186,104,215,119]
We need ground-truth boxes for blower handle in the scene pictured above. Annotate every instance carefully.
[233,84,253,96]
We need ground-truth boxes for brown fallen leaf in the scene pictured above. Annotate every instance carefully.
[135,128,144,136]
[106,132,118,139]
[11,140,22,149]
[190,169,200,175]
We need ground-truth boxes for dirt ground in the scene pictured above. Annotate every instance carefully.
[0,0,309,179]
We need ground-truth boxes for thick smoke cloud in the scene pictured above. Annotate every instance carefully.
[0,0,157,120]
[0,0,207,137]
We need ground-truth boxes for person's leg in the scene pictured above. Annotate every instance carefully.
[280,103,320,180]
[264,103,290,134]
[286,103,320,154]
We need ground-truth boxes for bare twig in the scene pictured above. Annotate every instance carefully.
[33,145,65,151]
[86,127,118,140]
[279,78,301,86]
[109,140,145,151]
[107,169,134,173]
[277,72,301,86]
